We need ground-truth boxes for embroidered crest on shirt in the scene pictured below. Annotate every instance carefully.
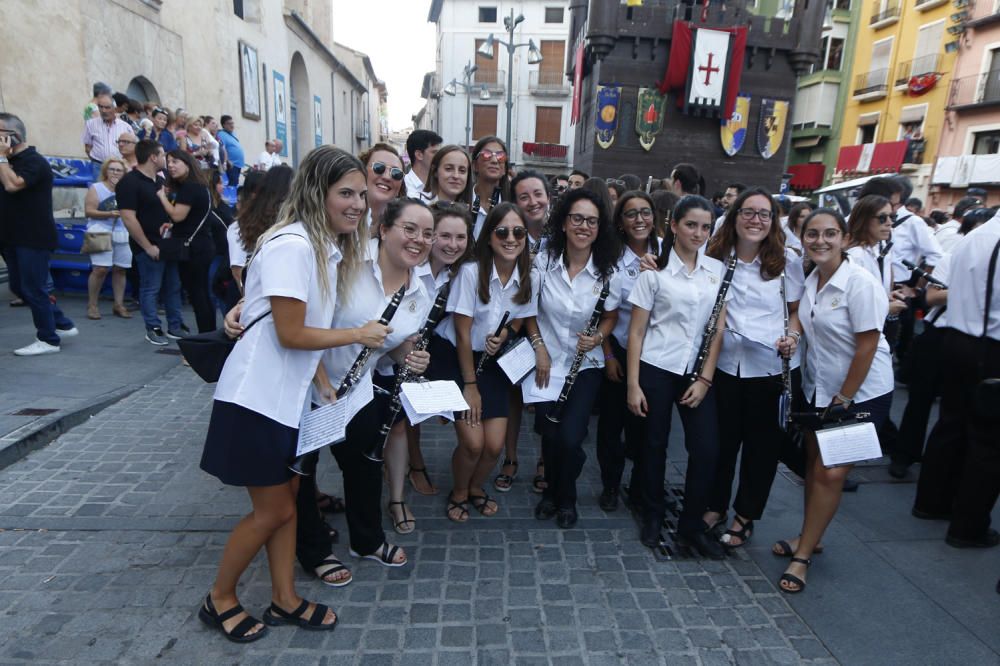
[831,298,840,308]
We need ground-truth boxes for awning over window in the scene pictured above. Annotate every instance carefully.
[788,163,826,190]
[899,105,926,124]
[836,140,909,174]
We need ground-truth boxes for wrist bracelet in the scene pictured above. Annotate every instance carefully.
[531,338,545,349]
[604,353,615,362]
[464,380,477,386]
[789,331,801,341]
[696,375,712,387]
[834,391,853,405]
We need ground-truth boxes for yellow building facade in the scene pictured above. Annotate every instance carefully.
[834,0,958,198]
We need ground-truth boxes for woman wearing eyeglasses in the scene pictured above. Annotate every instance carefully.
[595,191,660,511]
[439,202,536,522]
[846,195,908,317]
[419,145,473,207]
[470,136,511,239]
[83,157,134,320]
[360,143,407,236]
[701,188,804,550]
[772,208,894,593]
[625,195,728,557]
[526,188,622,529]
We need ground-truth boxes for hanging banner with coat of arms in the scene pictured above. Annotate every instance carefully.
[635,87,667,151]
[757,98,789,160]
[595,85,622,149]
[720,94,750,156]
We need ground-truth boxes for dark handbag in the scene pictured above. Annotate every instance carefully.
[158,189,212,262]
[177,310,270,382]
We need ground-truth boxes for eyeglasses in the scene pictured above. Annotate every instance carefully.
[494,226,527,241]
[568,213,600,228]
[606,178,625,187]
[738,208,773,222]
[397,223,435,244]
[371,161,404,181]
[874,213,894,225]
[478,149,507,163]
[803,228,843,242]
[623,207,654,221]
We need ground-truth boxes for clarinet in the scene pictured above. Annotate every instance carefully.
[901,259,948,289]
[475,310,511,376]
[287,284,407,475]
[365,281,452,462]
[778,272,793,431]
[689,252,737,384]
[547,279,610,424]
[471,187,501,220]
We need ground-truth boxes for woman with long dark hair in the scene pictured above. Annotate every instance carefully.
[469,136,511,239]
[419,145,473,207]
[227,165,295,287]
[784,201,812,254]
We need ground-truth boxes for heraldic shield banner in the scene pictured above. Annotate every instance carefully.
[757,98,789,160]
[635,87,667,151]
[720,94,750,156]
[596,85,622,149]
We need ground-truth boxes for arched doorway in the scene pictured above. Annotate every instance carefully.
[289,52,311,167]
[126,76,159,103]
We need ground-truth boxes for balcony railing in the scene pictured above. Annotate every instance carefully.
[521,142,569,164]
[894,55,940,87]
[870,1,901,26]
[948,71,1000,109]
[968,0,1000,24]
[473,69,506,92]
[853,69,889,98]
[529,70,569,94]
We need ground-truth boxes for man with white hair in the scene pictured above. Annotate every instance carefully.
[256,139,283,170]
[81,93,132,167]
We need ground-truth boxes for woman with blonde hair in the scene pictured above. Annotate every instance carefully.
[83,157,133,319]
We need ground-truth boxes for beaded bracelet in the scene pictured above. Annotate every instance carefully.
[695,375,713,388]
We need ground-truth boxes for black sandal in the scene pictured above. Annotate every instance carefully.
[198,594,268,643]
[313,555,352,588]
[446,491,470,523]
[468,491,499,516]
[779,557,811,594]
[263,599,338,631]
[772,536,824,557]
[531,459,547,494]
[316,492,345,514]
[408,466,438,496]
[493,458,519,493]
[349,542,407,568]
[720,516,753,547]
[388,500,416,534]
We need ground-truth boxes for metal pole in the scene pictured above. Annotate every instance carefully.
[505,10,515,152]
[465,83,472,149]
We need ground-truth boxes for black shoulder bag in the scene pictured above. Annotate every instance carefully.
[158,188,211,262]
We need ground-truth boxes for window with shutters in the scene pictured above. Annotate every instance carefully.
[475,39,500,86]
[545,7,564,23]
[472,105,498,140]
[910,21,944,77]
[534,107,562,144]
[538,41,565,87]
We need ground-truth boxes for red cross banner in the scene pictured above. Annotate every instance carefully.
[688,28,729,109]
[657,21,747,120]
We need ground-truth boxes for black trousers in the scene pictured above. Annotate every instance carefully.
[534,368,603,510]
[914,330,1000,540]
[178,255,216,333]
[595,337,641,493]
[637,362,720,535]
[709,370,785,520]
[894,324,946,466]
[296,399,385,569]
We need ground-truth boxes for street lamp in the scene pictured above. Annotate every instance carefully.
[476,8,543,155]
[442,61,491,149]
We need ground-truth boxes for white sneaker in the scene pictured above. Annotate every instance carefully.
[57,327,79,337]
[14,339,61,356]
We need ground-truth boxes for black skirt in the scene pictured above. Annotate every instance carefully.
[426,335,510,420]
[200,400,298,487]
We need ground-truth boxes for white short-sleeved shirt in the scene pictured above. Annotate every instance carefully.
[611,240,659,348]
[534,252,622,374]
[718,249,804,377]
[925,252,951,328]
[439,260,536,350]
[227,222,248,268]
[800,258,894,405]
[945,215,1000,340]
[319,242,431,394]
[783,220,804,254]
[215,223,341,427]
[627,248,731,376]
[376,261,453,377]
[471,191,502,240]
[934,220,961,255]
[403,169,425,200]
[846,243,892,296]
[892,210,943,277]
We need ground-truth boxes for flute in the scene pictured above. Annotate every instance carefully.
[778,272,793,431]
[366,281,452,462]
[689,252,737,384]
[475,310,511,376]
[287,284,407,475]
[547,279,610,424]
[901,259,948,289]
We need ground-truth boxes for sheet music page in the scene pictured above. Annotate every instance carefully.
[295,372,374,456]
[816,421,881,468]
[400,392,452,425]
[399,381,469,425]
[521,370,565,404]
[497,338,536,384]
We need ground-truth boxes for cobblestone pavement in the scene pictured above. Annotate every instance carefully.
[2,368,841,665]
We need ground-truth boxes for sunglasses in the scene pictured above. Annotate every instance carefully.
[874,213,894,224]
[478,149,507,162]
[494,226,526,241]
[606,178,625,187]
[372,161,404,181]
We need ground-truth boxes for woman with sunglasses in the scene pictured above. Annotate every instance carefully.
[846,195,908,316]
[526,188,622,529]
[470,136,511,239]
[296,198,434,577]
[419,145,473,207]
[773,208,894,593]
[595,191,660,511]
[84,157,133,320]
[406,202,475,497]
[438,202,535,522]
[701,188,804,549]
[360,143,406,235]
[626,195,728,557]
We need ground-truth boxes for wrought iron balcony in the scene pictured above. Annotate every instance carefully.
[894,55,940,87]
[473,69,506,92]
[948,71,1000,110]
[853,69,889,99]
[529,70,569,95]
[870,1,901,27]
[521,142,569,164]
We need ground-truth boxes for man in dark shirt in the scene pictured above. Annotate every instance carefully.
[0,112,77,356]
[117,139,183,346]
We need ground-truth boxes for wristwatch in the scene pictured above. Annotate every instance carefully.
[0,157,9,164]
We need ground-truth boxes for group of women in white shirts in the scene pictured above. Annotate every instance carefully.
[193,139,903,643]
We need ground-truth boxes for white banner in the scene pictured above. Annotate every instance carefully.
[688,28,730,108]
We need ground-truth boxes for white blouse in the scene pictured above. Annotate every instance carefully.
[611,240,659,349]
[627,248,731,376]
[946,215,1000,340]
[718,249,804,378]
[438,259,537,351]
[534,251,622,374]
[226,222,248,269]
[215,223,340,428]
[846,243,892,296]
[800,258,894,405]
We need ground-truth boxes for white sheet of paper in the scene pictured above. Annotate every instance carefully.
[520,370,565,404]
[296,373,374,456]
[816,421,881,468]
[400,380,469,425]
[496,338,536,384]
